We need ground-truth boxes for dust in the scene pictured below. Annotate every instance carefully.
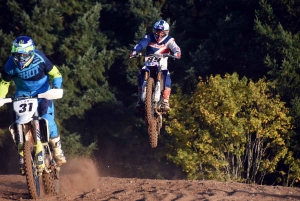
[59,157,100,195]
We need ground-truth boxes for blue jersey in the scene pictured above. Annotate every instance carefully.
[0,50,62,98]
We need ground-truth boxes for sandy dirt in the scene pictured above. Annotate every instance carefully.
[1,158,300,201]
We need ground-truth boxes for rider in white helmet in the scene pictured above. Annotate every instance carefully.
[130,20,181,112]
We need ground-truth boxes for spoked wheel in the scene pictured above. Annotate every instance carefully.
[42,170,56,195]
[145,77,158,148]
[24,141,40,199]
[42,153,56,196]
[148,119,158,148]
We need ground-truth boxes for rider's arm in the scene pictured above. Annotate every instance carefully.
[0,70,11,98]
[133,35,151,52]
[48,65,63,89]
[168,38,181,54]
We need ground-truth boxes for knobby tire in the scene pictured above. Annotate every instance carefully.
[42,170,56,195]
[145,77,158,148]
[24,141,40,199]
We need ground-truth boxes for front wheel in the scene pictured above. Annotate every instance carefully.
[42,144,59,195]
[24,141,40,199]
[145,77,158,148]
[42,170,56,195]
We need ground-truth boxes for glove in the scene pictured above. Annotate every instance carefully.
[174,52,181,59]
[130,51,137,58]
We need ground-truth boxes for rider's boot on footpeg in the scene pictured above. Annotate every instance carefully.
[161,100,170,112]
[50,136,67,166]
[161,87,171,112]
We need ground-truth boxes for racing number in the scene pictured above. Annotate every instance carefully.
[19,103,33,113]
[147,57,159,62]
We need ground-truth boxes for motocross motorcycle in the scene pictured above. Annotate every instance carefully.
[132,53,177,148]
[0,89,63,199]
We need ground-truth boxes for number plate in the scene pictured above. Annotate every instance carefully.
[144,61,159,66]
[13,98,38,117]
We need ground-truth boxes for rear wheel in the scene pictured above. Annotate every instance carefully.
[24,141,40,199]
[145,77,158,148]
[155,114,162,135]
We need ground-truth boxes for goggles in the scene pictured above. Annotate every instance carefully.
[12,53,31,62]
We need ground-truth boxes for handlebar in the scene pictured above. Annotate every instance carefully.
[130,53,179,60]
[0,89,64,107]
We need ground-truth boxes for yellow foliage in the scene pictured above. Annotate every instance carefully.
[165,73,293,183]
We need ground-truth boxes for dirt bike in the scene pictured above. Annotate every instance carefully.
[131,53,178,148]
[0,89,63,199]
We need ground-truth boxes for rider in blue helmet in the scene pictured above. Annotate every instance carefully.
[0,36,67,175]
[11,36,36,70]
[130,20,181,112]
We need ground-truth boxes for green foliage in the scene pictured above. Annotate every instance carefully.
[1,0,300,184]
[172,0,266,88]
[254,1,300,185]
[57,3,115,119]
[4,0,63,53]
[165,73,293,183]
[63,133,97,157]
[255,0,300,102]
[0,31,15,72]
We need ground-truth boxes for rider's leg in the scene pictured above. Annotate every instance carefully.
[161,70,171,112]
[39,99,66,166]
[49,135,66,166]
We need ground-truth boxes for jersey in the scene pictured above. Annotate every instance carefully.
[133,34,181,70]
[0,50,62,98]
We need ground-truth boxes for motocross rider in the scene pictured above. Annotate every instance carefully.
[0,36,67,175]
[130,20,181,112]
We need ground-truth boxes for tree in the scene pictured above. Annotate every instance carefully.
[165,73,293,183]
[58,3,115,119]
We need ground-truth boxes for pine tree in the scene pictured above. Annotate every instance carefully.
[58,3,115,118]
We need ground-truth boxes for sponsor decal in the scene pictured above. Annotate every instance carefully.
[18,66,39,79]
[148,42,166,49]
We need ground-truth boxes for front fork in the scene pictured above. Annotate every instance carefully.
[32,114,45,175]
[141,69,162,106]
[141,71,148,102]
[10,112,45,175]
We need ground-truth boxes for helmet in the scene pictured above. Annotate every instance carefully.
[11,36,35,70]
[153,20,169,41]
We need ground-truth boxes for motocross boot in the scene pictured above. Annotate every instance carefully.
[49,136,67,166]
[161,100,170,112]
[136,86,144,111]
[161,87,171,112]
[18,143,25,176]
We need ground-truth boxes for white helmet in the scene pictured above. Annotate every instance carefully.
[153,20,169,40]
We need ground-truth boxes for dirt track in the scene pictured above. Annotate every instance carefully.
[1,158,300,201]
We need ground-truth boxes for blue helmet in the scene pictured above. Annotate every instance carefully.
[11,36,35,70]
[153,20,170,40]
